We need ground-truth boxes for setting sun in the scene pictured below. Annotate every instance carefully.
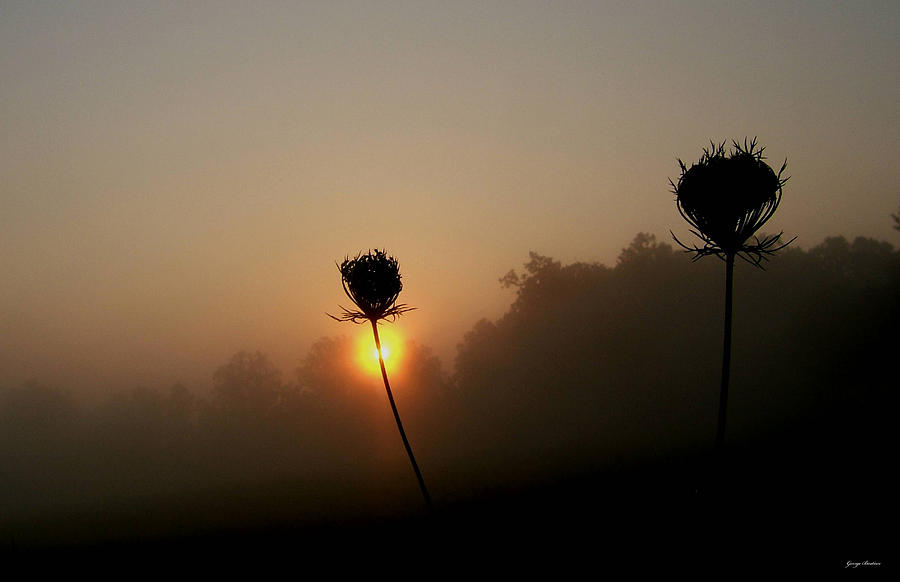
[355,326,404,376]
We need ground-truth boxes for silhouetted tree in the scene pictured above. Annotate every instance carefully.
[0,379,77,466]
[329,249,432,511]
[293,335,385,463]
[456,236,714,465]
[0,380,76,435]
[297,336,366,403]
[670,138,793,450]
[457,234,896,471]
[211,350,283,419]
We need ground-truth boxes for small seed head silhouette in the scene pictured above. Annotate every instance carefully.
[329,249,415,324]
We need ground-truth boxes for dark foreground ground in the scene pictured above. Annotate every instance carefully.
[2,431,891,577]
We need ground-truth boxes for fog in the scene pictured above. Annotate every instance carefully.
[3,2,900,399]
[2,232,895,562]
[2,1,898,569]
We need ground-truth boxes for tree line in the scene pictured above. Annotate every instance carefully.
[1,232,896,540]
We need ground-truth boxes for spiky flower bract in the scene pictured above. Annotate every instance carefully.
[671,138,793,266]
[329,249,415,324]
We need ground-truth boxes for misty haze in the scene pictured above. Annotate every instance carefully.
[2,1,897,573]
[3,233,895,567]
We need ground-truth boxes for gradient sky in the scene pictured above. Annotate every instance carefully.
[2,1,898,393]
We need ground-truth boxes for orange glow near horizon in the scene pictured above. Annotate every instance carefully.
[355,325,405,377]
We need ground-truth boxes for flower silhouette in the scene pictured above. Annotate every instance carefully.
[328,249,431,511]
[670,138,793,452]
[671,138,793,265]
[329,249,415,324]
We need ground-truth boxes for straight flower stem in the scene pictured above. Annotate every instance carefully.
[371,320,433,512]
[716,253,735,451]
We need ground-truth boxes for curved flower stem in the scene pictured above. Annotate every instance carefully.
[371,320,433,512]
[716,252,735,451]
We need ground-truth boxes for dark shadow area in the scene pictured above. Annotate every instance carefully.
[1,233,895,572]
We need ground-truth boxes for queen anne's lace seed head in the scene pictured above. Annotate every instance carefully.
[670,138,793,265]
[329,249,415,324]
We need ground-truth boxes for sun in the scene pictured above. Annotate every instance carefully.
[373,346,390,361]
[355,326,404,376]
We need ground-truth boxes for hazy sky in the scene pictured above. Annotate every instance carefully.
[2,1,898,393]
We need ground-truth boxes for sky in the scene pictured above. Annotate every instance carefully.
[2,1,898,394]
